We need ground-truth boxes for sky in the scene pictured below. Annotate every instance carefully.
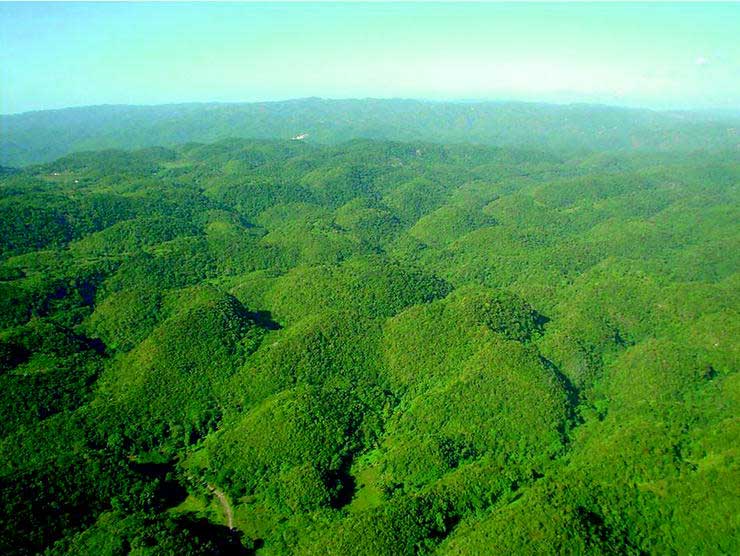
[1,2,738,114]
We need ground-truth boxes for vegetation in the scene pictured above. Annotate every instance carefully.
[0,128,737,554]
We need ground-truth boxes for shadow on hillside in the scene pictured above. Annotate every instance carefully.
[247,310,281,330]
[328,458,357,510]
[177,513,257,555]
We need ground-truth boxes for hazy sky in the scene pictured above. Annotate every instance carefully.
[1,2,738,114]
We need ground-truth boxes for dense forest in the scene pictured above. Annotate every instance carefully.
[0,126,738,554]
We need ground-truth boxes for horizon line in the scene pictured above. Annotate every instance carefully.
[4,96,740,118]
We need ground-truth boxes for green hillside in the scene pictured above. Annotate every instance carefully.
[0,137,737,555]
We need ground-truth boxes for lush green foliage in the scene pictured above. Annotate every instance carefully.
[0,132,737,555]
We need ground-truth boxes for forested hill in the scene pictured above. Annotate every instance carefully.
[0,138,738,554]
[2,98,738,166]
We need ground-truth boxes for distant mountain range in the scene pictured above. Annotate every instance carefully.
[1,98,738,166]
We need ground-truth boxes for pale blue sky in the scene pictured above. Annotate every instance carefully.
[1,2,738,114]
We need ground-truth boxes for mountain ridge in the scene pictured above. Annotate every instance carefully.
[2,98,737,167]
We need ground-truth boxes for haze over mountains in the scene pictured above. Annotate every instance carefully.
[2,98,738,167]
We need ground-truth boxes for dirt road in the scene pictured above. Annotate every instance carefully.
[209,485,234,530]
